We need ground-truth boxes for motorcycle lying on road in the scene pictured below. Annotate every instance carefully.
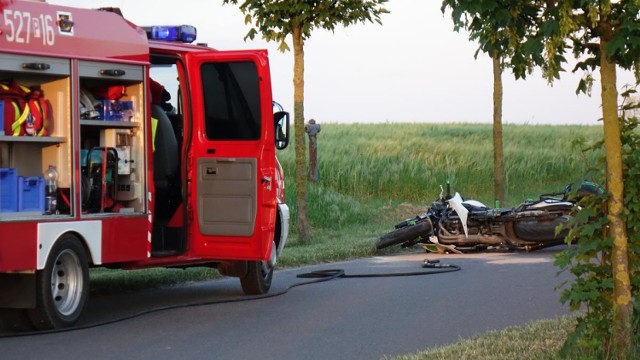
[375,182,599,253]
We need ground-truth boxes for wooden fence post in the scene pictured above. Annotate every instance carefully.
[304,119,321,182]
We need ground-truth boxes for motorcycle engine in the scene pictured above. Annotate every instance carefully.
[442,218,463,235]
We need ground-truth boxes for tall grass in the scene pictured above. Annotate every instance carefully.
[279,123,601,234]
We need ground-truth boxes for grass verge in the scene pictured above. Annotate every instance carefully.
[389,316,575,360]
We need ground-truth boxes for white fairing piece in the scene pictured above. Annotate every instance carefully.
[448,193,470,237]
[463,199,487,208]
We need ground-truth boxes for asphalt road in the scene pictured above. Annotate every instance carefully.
[0,247,572,360]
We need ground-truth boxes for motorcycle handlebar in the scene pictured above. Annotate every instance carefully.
[537,183,574,201]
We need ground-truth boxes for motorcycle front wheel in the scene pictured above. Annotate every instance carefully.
[375,221,433,250]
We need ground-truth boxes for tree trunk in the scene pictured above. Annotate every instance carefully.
[292,25,312,242]
[600,30,632,359]
[492,51,505,206]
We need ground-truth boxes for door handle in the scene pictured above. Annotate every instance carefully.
[262,176,272,191]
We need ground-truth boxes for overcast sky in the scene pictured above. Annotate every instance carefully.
[47,0,637,125]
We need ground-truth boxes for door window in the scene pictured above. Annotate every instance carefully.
[201,62,260,140]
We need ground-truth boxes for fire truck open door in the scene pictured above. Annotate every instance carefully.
[185,51,276,262]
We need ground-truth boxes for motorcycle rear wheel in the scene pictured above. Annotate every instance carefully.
[513,215,571,241]
[375,221,432,250]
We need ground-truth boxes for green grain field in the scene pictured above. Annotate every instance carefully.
[278,122,602,235]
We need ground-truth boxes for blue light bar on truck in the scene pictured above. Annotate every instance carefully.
[143,25,197,43]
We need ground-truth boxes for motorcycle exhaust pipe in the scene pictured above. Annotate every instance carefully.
[515,210,547,218]
[436,222,505,245]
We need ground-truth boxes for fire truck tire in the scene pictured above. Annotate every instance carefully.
[28,234,89,330]
[240,261,273,295]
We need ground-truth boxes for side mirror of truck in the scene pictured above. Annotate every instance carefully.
[274,111,290,150]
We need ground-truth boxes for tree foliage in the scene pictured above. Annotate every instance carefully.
[441,0,549,79]
[229,0,389,51]
[538,1,640,93]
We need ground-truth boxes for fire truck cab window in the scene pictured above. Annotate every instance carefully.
[201,62,260,140]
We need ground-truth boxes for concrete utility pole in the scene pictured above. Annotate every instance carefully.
[304,119,321,182]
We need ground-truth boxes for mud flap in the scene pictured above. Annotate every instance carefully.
[0,273,36,308]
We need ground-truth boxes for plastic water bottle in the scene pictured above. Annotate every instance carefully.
[44,165,58,215]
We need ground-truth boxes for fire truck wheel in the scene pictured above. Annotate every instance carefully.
[28,234,89,330]
[240,261,273,295]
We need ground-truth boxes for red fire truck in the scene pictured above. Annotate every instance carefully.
[0,0,290,330]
